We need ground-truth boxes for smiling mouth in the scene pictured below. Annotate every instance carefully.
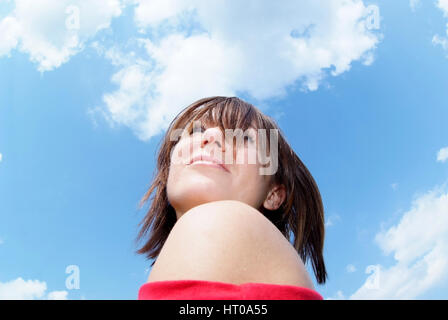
[190,160,229,172]
[189,155,230,173]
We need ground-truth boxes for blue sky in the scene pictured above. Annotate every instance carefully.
[1,0,448,300]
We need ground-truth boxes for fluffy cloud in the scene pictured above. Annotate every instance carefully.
[437,147,448,163]
[350,183,448,299]
[0,152,2,162]
[325,214,341,228]
[438,0,448,13]
[433,35,448,52]
[0,0,123,71]
[0,278,47,300]
[97,0,381,141]
[47,290,68,300]
[432,0,448,52]
[0,1,382,140]
[0,277,69,300]
[132,0,194,29]
[0,15,20,56]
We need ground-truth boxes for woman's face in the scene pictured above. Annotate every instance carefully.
[167,120,273,219]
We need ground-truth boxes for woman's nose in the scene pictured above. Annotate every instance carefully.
[200,127,225,151]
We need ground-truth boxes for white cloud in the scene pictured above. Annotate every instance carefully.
[0,152,2,162]
[433,33,448,52]
[350,183,448,299]
[103,64,153,127]
[437,147,448,163]
[0,278,47,300]
[325,214,341,228]
[391,183,398,191]
[433,0,448,53]
[0,16,20,56]
[47,290,68,300]
[346,264,357,273]
[438,0,448,14]
[98,0,381,141]
[0,0,123,71]
[132,0,194,29]
[0,277,68,300]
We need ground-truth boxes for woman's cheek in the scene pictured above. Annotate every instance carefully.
[171,148,187,166]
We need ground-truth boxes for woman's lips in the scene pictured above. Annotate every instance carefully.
[190,160,229,172]
[188,154,230,173]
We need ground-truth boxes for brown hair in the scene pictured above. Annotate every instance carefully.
[135,96,327,284]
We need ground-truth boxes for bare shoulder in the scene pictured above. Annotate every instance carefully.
[147,200,315,290]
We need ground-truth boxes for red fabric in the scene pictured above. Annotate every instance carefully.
[138,279,323,300]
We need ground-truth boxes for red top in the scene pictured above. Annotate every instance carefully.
[138,279,323,300]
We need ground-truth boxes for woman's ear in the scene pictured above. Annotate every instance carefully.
[263,184,286,211]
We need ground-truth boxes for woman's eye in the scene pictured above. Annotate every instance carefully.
[244,135,254,143]
[189,124,206,134]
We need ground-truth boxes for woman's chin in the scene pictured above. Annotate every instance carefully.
[174,192,228,210]
[189,190,226,203]
[167,173,232,215]
[183,172,229,186]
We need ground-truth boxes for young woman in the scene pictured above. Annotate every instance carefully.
[136,96,327,300]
